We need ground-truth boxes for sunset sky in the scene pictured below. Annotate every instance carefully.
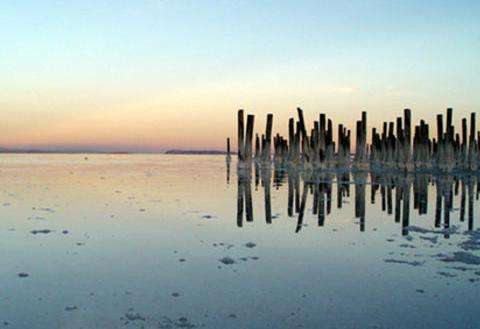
[2,0,479,151]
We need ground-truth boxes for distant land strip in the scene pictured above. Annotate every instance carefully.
[0,147,226,155]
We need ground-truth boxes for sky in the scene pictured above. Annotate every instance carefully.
[1,0,479,151]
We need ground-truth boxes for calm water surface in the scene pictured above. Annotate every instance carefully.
[1,154,479,329]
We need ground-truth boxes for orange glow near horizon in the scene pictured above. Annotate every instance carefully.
[1,81,478,151]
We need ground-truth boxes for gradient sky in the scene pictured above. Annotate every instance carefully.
[1,0,479,151]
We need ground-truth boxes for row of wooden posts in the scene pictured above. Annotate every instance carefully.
[228,108,480,172]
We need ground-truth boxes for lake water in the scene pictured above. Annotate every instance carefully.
[1,154,479,329]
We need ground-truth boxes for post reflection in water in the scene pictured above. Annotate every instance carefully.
[231,161,478,235]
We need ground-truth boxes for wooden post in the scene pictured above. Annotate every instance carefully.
[469,113,477,170]
[226,138,231,159]
[462,118,467,166]
[237,110,245,161]
[404,109,411,166]
[264,114,273,161]
[470,113,476,143]
[361,111,367,161]
[436,114,444,169]
[296,107,309,160]
[446,108,453,141]
[288,118,294,159]
[355,120,361,163]
[244,114,255,161]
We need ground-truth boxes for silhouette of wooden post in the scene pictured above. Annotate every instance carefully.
[445,108,454,171]
[237,110,245,161]
[288,118,295,160]
[296,108,310,161]
[319,113,326,163]
[355,121,361,163]
[436,114,444,169]
[263,114,273,162]
[469,113,477,170]
[404,109,412,168]
[226,138,231,160]
[245,114,255,161]
[462,118,467,167]
[361,111,367,162]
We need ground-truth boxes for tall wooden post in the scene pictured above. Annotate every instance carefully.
[404,109,411,164]
[237,110,245,161]
[245,114,255,160]
[264,114,273,161]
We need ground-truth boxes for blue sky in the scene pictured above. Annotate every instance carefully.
[1,0,479,150]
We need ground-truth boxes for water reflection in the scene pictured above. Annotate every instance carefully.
[232,162,478,235]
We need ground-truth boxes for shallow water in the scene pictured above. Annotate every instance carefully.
[1,154,479,329]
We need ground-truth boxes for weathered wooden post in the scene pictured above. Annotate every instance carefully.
[469,113,477,170]
[462,118,468,167]
[361,111,367,162]
[404,109,412,169]
[245,114,255,161]
[288,118,294,160]
[296,107,309,161]
[355,121,362,164]
[319,113,326,163]
[436,114,444,170]
[226,138,231,159]
[263,114,273,162]
[393,117,401,166]
[237,110,245,161]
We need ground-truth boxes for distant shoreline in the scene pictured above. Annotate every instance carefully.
[164,150,227,155]
[0,149,227,155]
